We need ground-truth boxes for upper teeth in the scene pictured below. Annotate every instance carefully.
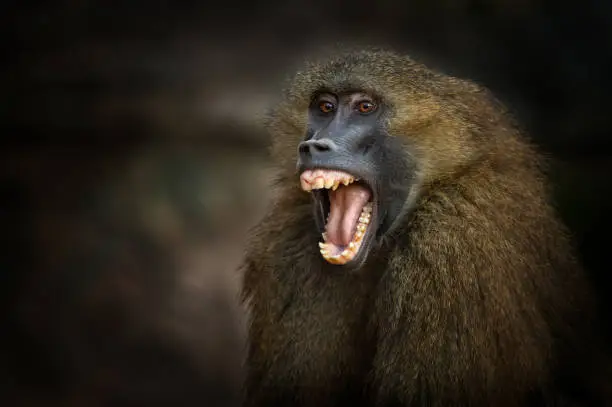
[299,169,359,192]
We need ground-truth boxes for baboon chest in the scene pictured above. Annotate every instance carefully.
[260,272,377,401]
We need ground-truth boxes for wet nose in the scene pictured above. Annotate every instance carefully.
[298,138,337,161]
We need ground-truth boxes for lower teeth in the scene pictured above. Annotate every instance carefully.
[319,202,372,263]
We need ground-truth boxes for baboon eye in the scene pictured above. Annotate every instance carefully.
[318,101,335,114]
[357,101,376,114]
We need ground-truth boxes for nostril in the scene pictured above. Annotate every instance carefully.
[298,139,335,157]
[298,143,310,155]
[311,142,331,153]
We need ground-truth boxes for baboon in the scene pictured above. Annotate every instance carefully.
[240,48,608,406]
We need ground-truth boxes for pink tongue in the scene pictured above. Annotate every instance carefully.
[326,184,372,247]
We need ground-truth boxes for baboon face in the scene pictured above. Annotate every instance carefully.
[296,89,415,268]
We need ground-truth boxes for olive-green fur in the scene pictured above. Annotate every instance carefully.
[241,48,603,406]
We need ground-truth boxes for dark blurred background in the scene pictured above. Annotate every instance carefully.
[3,1,612,406]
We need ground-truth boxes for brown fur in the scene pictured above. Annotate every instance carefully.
[240,48,604,406]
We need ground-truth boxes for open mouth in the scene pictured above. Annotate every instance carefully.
[300,169,374,265]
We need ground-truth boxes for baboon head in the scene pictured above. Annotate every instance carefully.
[267,48,511,268]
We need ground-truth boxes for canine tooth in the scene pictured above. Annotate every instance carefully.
[300,170,312,182]
[332,181,339,191]
[324,178,334,189]
[318,242,326,249]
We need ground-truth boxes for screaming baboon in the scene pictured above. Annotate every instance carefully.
[240,48,608,406]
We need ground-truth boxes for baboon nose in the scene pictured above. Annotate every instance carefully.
[298,139,337,161]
